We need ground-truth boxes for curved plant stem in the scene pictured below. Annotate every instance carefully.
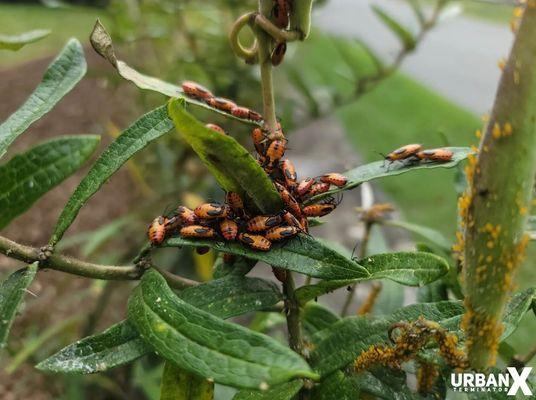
[462,6,536,370]
[229,12,258,64]
[0,235,197,289]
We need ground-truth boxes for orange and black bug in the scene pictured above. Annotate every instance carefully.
[251,128,267,155]
[305,182,331,198]
[296,177,315,197]
[302,203,336,217]
[194,203,229,219]
[238,232,272,251]
[219,218,238,241]
[205,123,226,135]
[180,225,217,238]
[320,173,348,188]
[207,97,237,113]
[148,216,168,245]
[264,139,287,170]
[223,253,236,264]
[416,148,454,162]
[181,81,213,101]
[246,214,283,232]
[176,206,198,225]
[280,159,297,188]
[196,246,210,255]
[231,106,263,122]
[265,225,299,241]
[282,211,302,229]
[225,192,244,216]
[272,0,291,29]
[271,42,287,66]
[384,144,423,162]
[275,182,302,217]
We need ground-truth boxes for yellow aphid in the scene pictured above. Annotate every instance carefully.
[498,58,506,71]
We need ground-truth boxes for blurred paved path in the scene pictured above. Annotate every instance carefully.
[314,0,513,114]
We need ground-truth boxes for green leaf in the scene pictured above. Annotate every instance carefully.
[160,362,214,400]
[213,256,257,279]
[164,235,369,280]
[527,215,535,240]
[295,252,449,305]
[0,135,100,229]
[37,274,283,373]
[404,0,426,27]
[50,106,173,245]
[311,371,360,400]
[35,320,150,374]
[128,269,317,389]
[0,29,50,51]
[371,5,416,50]
[168,99,283,214]
[382,220,452,253]
[302,303,340,338]
[353,369,416,400]
[233,381,303,400]
[0,262,38,349]
[306,147,473,204]
[89,20,260,126]
[177,276,282,319]
[309,288,535,376]
[0,39,86,159]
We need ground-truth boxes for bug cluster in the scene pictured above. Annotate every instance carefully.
[147,80,349,254]
[383,144,454,167]
[269,0,292,66]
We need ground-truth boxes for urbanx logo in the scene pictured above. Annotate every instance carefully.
[450,368,533,396]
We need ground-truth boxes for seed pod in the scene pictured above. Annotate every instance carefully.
[219,218,238,241]
[180,225,217,238]
[238,232,272,251]
[194,203,228,219]
[320,173,348,187]
[181,80,213,101]
[246,214,283,232]
[148,216,168,245]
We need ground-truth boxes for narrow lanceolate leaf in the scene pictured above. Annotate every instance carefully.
[371,5,416,50]
[527,215,536,240]
[307,147,473,204]
[50,106,173,245]
[0,29,50,51]
[233,381,303,400]
[168,99,283,214]
[295,252,449,305]
[309,288,535,376]
[37,274,283,373]
[301,303,340,338]
[128,269,317,389]
[90,20,260,126]
[160,362,214,400]
[35,320,150,374]
[382,220,452,253]
[0,135,100,229]
[0,263,38,348]
[0,39,86,159]
[164,235,369,280]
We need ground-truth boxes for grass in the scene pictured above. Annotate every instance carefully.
[0,4,109,68]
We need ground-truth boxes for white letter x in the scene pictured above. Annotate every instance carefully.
[507,367,532,396]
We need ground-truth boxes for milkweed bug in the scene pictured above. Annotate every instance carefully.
[219,218,238,241]
[272,0,291,29]
[251,128,267,156]
[181,81,213,101]
[264,139,287,170]
[196,246,210,255]
[180,225,217,238]
[296,178,315,197]
[384,144,422,162]
[282,211,301,228]
[176,206,198,225]
[280,159,297,188]
[271,42,287,66]
[416,148,454,162]
[205,123,226,135]
[148,216,168,245]
[231,106,263,122]
[246,214,283,232]
[225,192,244,216]
[207,97,237,113]
[194,203,229,219]
[238,232,272,251]
[320,173,348,187]
[275,182,302,217]
[302,203,336,217]
[265,225,299,241]
[305,182,331,198]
